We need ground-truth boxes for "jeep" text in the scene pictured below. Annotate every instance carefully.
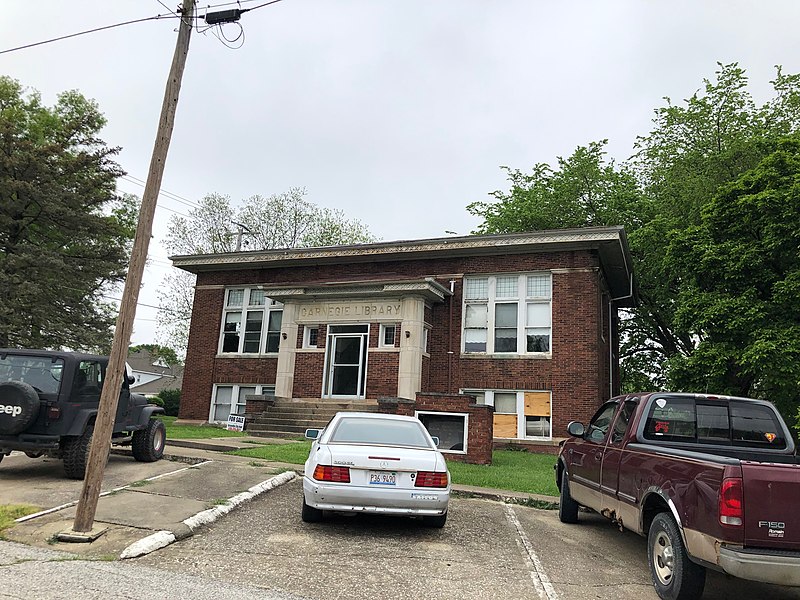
[0,404,22,417]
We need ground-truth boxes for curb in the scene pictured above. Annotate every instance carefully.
[119,470,297,559]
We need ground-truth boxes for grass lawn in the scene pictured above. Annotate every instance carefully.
[229,442,558,496]
[157,415,247,440]
[0,504,39,533]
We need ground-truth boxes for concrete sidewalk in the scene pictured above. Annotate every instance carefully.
[3,441,298,560]
[2,436,558,561]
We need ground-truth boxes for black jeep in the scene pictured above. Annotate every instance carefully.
[0,349,166,479]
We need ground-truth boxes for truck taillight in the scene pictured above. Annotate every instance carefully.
[313,465,350,483]
[47,406,61,420]
[415,471,448,488]
[719,477,743,526]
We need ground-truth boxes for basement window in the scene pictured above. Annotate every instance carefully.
[416,411,468,454]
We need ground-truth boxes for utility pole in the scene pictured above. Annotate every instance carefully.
[70,0,195,536]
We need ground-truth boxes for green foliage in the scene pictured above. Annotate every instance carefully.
[0,504,39,532]
[157,388,181,416]
[469,63,800,411]
[0,77,135,351]
[129,344,182,366]
[666,137,800,421]
[446,451,558,496]
[148,396,165,408]
[157,415,245,439]
[230,440,312,464]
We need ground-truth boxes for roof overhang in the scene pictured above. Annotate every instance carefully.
[171,227,636,306]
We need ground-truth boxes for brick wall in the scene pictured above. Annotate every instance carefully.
[378,393,493,464]
[181,249,615,429]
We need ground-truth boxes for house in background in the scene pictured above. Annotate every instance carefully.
[171,227,635,449]
[126,348,183,398]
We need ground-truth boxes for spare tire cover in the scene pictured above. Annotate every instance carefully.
[0,381,41,435]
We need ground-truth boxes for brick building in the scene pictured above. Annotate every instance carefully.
[172,227,635,449]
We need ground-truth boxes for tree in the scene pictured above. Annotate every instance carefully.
[666,137,800,421]
[468,63,800,396]
[128,343,182,366]
[0,77,136,352]
[157,188,376,353]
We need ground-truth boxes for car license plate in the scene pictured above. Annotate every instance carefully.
[368,471,396,486]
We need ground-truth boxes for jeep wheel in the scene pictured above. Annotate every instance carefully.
[132,419,166,462]
[0,381,41,435]
[25,451,44,459]
[62,425,94,480]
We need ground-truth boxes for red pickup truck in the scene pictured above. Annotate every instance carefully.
[556,392,800,600]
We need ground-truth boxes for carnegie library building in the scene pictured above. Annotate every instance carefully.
[172,226,635,453]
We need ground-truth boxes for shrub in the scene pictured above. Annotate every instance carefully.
[149,396,165,408]
[158,389,181,417]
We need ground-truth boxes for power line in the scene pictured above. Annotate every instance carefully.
[0,14,180,55]
[121,175,202,209]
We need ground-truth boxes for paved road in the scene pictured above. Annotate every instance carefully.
[137,479,800,600]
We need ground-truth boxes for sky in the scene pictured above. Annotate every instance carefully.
[3,0,800,345]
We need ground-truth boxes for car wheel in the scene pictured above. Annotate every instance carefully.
[63,425,94,480]
[422,512,447,528]
[132,419,166,462]
[24,451,44,459]
[558,468,579,524]
[647,512,706,600]
[0,381,41,435]
[301,496,323,523]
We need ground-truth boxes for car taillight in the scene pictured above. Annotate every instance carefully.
[415,471,448,488]
[313,465,350,483]
[719,477,743,526]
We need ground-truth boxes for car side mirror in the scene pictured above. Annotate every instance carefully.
[567,421,586,438]
[431,436,440,448]
[305,428,320,440]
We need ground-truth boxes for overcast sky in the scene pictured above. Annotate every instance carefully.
[3,1,800,345]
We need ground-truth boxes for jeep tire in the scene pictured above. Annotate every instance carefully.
[62,425,94,480]
[132,418,166,462]
[0,381,40,435]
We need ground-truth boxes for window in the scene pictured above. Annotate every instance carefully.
[586,402,619,443]
[379,324,396,348]
[210,384,274,422]
[423,327,430,353]
[416,411,468,453]
[330,417,432,448]
[463,389,551,439]
[219,287,283,354]
[304,326,319,348]
[463,273,551,354]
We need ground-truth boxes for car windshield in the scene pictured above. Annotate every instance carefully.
[0,354,64,394]
[329,417,432,448]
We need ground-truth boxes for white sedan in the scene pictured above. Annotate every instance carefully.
[302,412,451,527]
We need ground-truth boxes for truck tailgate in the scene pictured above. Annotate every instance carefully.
[742,461,800,549]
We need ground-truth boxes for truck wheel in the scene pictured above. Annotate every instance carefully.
[0,381,40,435]
[559,469,579,524]
[648,512,706,600]
[301,496,323,523]
[132,419,166,462]
[63,425,94,480]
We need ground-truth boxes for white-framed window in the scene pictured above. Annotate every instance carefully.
[464,389,552,439]
[210,383,275,423]
[462,273,551,354]
[379,324,396,348]
[220,287,283,354]
[423,327,430,354]
[304,325,319,349]
[416,410,468,454]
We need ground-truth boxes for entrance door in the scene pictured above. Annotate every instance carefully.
[324,325,368,398]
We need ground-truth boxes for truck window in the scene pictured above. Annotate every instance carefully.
[586,402,618,443]
[696,404,730,443]
[611,400,637,443]
[643,396,696,442]
[730,401,787,449]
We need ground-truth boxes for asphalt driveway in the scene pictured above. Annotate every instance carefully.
[137,478,800,600]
